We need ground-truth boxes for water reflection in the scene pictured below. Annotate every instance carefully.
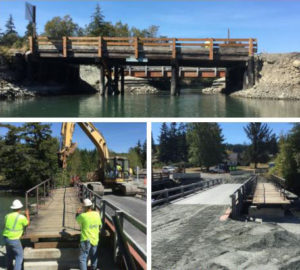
[0,90,300,117]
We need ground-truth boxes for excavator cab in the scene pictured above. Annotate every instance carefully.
[105,156,130,182]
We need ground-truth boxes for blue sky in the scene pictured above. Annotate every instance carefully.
[1,1,300,52]
[0,122,146,153]
[152,122,294,145]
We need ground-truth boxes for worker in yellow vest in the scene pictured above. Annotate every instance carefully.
[116,163,122,178]
[2,199,30,270]
[76,198,102,270]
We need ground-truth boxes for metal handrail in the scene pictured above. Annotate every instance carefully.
[25,178,54,214]
[77,182,146,269]
[152,178,223,206]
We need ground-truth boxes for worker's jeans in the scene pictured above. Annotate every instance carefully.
[79,240,98,270]
[4,237,23,270]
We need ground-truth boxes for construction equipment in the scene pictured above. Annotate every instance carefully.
[58,122,139,196]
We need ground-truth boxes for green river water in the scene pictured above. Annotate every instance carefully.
[1,89,300,117]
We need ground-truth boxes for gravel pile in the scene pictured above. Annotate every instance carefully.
[232,53,300,100]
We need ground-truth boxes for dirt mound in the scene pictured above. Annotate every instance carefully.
[232,53,300,100]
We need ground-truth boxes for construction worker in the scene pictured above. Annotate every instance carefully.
[2,199,30,270]
[116,163,122,177]
[76,198,102,270]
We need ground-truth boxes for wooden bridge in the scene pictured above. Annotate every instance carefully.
[22,179,147,270]
[28,36,257,95]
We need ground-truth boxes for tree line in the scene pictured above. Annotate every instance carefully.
[0,123,146,190]
[154,122,278,170]
[0,4,160,48]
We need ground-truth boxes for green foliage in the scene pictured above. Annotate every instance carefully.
[244,123,276,168]
[187,123,225,170]
[44,15,82,38]
[5,15,17,35]
[158,123,188,164]
[271,124,300,194]
[86,4,107,36]
[127,140,147,169]
[0,123,59,190]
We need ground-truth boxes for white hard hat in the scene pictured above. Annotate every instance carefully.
[83,198,93,207]
[11,199,23,210]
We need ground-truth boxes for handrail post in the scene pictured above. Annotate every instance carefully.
[29,36,34,54]
[231,194,236,219]
[209,38,214,60]
[98,36,102,58]
[25,192,28,210]
[249,38,253,57]
[63,36,67,58]
[134,37,139,59]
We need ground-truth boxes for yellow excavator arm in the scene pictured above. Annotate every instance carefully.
[58,122,109,174]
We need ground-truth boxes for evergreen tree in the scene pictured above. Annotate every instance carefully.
[5,15,17,35]
[244,123,274,168]
[25,22,34,38]
[187,123,225,171]
[86,4,107,36]
[158,123,170,163]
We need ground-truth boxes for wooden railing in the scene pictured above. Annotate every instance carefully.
[152,178,223,206]
[230,175,257,219]
[77,183,146,270]
[29,36,257,60]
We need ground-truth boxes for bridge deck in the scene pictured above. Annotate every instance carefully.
[252,183,290,205]
[24,187,81,239]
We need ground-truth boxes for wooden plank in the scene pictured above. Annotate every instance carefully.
[34,242,79,249]
[249,38,253,56]
[143,43,171,47]
[177,43,208,47]
[106,42,131,46]
[28,36,34,54]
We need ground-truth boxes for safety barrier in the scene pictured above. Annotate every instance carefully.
[230,175,257,219]
[152,178,223,206]
[77,183,147,270]
[29,36,257,60]
[25,178,54,214]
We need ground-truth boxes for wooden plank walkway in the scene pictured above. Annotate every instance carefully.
[253,183,290,205]
[24,187,81,239]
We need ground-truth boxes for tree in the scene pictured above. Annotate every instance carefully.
[86,4,108,36]
[44,15,81,39]
[158,123,170,163]
[0,123,59,190]
[5,15,17,35]
[187,123,225,171]
[244,123,274,168]
[25,22,34,38]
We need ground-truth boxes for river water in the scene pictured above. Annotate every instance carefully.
[1,89,300,117]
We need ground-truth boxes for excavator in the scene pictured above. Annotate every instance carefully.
[58,122,139,196]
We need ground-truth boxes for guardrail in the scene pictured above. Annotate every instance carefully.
[152,178,223,206]
[29,36,257,60]
[152,172,170,182]
[25,178,54,214]
[230,175,257,219]
[77,183,146,270]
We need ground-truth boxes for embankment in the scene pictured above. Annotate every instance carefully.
[232,53,300,100]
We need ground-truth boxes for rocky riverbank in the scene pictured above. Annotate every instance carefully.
[232,53,300,100]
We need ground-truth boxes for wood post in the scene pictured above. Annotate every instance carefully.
[98,36,102,58]
[209,38,214,60]
[172,38,176,59]
[63,36,67,58]
[29,36,34,54]
[134,37,139,59]
[99,64,105,95]
[120,67,125,95]
[107,66,113,95]
[249,38,253,57]
[171,64,179,96]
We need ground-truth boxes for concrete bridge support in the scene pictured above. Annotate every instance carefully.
[171,64,179,96]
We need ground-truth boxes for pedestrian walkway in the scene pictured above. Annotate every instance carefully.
[253,183,290,205]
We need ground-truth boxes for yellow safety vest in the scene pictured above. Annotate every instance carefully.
[2,212,28,240]
[76,211,102,246]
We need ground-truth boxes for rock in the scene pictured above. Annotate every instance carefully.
[293,60,300,69]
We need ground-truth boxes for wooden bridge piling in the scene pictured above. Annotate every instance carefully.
[120,67,125,95]
[99,64,105,95]
[171,64,179,96]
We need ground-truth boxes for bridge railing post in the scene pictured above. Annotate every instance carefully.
[249,38,253,57]
[231,194,236,219]
[98,36,102,58]
[209,38,214,60]
[172,38,176,59]
[63,36,67,58]
[134,37,139,59]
